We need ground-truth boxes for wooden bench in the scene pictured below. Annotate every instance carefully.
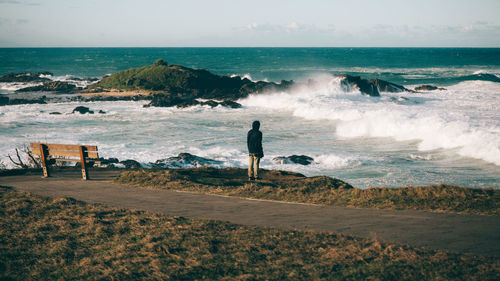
[30,143,99,180]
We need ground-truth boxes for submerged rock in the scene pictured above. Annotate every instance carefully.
[72,106,94,114]
[414,85,446,91]
[0,72,52,83]
[272,155,315,165]
[153,153,223,168]
[144,93,242,109]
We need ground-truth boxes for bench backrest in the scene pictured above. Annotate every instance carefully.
[30,142,99,180]
[30,143,99,159]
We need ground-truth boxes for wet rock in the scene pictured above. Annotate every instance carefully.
[120,159,142,169]
[16,81,78,93]
[340,75,380,97]
[220,100,242,108]
[0,96,8,106]
[370,79,410,93]
[414,85,446,91]
[0,72,53,83]
[72,106,94,114]
[49,112,62,115]
[153,153,223,168]
[272,155,314,165]
[98,110,106,114]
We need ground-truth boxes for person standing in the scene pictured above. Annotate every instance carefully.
[247,120,264,180]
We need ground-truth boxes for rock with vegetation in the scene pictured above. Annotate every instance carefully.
[0,72,52,82]
[85,59,293,102]
[16,81,78,93]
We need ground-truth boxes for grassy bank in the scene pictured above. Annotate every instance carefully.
[115,167,499,215]
[1,187,498,280]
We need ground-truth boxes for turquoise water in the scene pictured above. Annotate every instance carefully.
[0,48,499,188]
[1,48,499,84]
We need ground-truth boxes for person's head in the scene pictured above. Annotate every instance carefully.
[252,120,260,130]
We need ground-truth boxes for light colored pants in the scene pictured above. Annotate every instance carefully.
[248,154,261,179]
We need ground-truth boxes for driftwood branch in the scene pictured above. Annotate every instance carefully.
[6,145,41,169]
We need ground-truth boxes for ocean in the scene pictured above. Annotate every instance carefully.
[0,48,499,188]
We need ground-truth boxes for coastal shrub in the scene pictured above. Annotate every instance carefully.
[1,187,498,280]
[115,168,499,215]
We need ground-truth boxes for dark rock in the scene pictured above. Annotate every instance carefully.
[144,93,243,109]
[49,112,62,115]
[16,81,78,93]
[72,106,94,114]
[340,75,380,96]
[272,155,315,165]
[0,96,8,106]
[220,100,242,108]
[370,79,410,93]
[0,72,52,82]
[120,159,142,169]
[153,153,223,168]
[200,100,219,107]
[414,85,446,91]
[98,110,106,114]
[4,97,47,106]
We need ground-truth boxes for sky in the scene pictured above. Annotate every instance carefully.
[1,0,499,47]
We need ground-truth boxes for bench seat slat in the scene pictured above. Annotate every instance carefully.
[31,149,99,159]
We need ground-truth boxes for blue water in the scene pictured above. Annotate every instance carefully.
[1,48,499,188]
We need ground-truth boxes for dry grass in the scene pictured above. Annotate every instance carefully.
[115,167,499,215]
[1,186,498,280]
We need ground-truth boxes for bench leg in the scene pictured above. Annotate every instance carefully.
[39,144,50,178]
[79,146,88,180]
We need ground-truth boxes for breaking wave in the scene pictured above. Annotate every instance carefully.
[240,75,500,166]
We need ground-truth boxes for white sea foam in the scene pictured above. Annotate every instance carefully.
[240,76,500,166]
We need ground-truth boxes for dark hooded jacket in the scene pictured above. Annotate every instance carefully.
[247,121,263,158]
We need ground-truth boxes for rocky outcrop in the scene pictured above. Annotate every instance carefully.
[16,81,78,93]
[340,75,380,96]
[86,59,293,102]
[414,85,446,91]
[272,155,314,165]
[152,153,223,168]
[340,75,413,96]
[0,72,52,83]
[144,93,242,108]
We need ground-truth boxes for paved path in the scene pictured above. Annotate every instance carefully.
[1,170,499,257]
